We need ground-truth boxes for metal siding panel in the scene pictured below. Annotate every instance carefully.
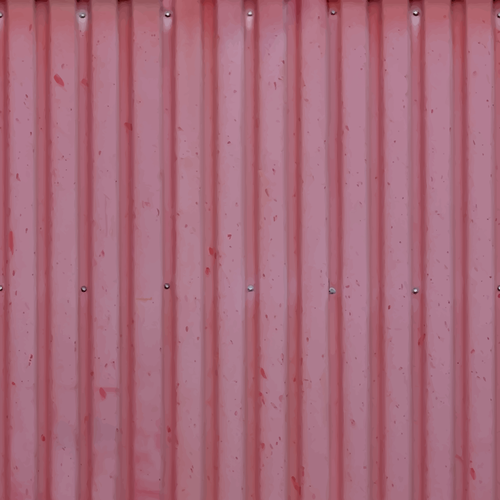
[0,2,499,500]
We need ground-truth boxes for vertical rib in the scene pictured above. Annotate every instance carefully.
[381,1,413,498]
[161,2,176,500]
[35,2,50,499]
[172,0,205,498]
[77,2,92,499]
[89,1,120,499]
[5,1,37,498]
[243,2,259,499]
[340,1,370,498]
[464,0,496,497]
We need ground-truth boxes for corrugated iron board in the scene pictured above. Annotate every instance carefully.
[0,0,499,499]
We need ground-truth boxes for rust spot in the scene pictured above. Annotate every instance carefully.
[99,387,107,400]
[54,74,65,87]
[291,476,301,494]
[260,368,267,379]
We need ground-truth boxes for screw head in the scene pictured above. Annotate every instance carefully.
[165,11,172,17]
[330,10,337,15]
[0,12,4,18]
[329,287,336,294]
[247,10,253,16]
[164,283,171,290]
[412,287,419,294]
[0,285,3,291]
[247,285,255,292]
[412,9,419,16]
[81,286,87,292]
[497,285,500,292]
[78,11,86,18]
[497,11,500,18]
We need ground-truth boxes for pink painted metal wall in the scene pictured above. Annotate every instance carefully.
[0,0,499,499]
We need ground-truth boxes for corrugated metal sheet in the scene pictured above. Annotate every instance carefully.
[0,0,499,499]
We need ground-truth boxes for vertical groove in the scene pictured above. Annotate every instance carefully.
[118,2,134,499]
[368,3,382,499]
[295,0,304,496]
[285,0,300,498]
[0,4,7,499]
[35,2,49,499]
[201,2,218,499]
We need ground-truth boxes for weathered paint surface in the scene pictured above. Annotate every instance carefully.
[0,0,499,499]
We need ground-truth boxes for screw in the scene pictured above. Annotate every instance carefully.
[0,285,3,291]
[164,283,171,289]
[412,9,419,16]
[497,285,500,292]
[247,10,253,16]
[330,10,337,15]
[329,287,336,294]
[0,12,3,18]
[81,286,87,292]
[497,12,500,18]
[78,11,86,18]
[165,11,172,17]
[412,288,419,294]
[247,285,254,292]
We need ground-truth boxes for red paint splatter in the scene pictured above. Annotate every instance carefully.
[260,368,267,379]
[81,78,89,87]
[54,74,65,87]
[11,382,15,386]
[417,334,426,346]
[208,247,214,256]
[124,122,133,131]
[99,387,107,399]
[291,476,301,494]
[350,419,356,426]
[167,427,171,433]
[41,435,45,442]
[29,24,32,31]
[471,349,475,354]
[388,305,391,310]
[205,267,210,276]
[9,231,14,255]
[259,391,265,405]
[261,443,265,449]
[470,468,476,480]
[227,234,232,240]
[16,173,20,181]
[28,354,33,366]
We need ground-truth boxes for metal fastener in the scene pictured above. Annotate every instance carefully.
[247,285,254,292]
[0,12,3,18]
[412,10,419,16]
[247,10,253,16]
[165,11,172,17]
[412,288,419,294]
[164,283,170,290]
[81,286,87,292]
[329,287,336,294]
[330,10,337,15]
[497,285,500,292]
[0,285,3,291]
[497,11,500,18]
[78,11,86,18]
